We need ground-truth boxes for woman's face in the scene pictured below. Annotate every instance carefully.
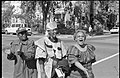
[17,32,28,41]
[75,32,86,45]
[48,29,57,38]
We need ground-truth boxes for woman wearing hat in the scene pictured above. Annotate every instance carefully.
[35,22,69,78]
[5,28,37,78]
[67,30,96,78]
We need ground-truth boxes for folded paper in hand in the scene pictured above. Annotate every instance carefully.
[55,68,65,78]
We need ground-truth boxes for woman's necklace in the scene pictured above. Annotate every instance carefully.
[79,44,86,48]
[78,44,87,52]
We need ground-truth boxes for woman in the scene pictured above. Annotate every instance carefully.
[67,30,96,78]
[35,22,69,78]
[5,28,37,78]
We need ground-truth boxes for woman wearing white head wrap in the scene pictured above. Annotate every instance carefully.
[35,22,69,78]
[45,22,57,36]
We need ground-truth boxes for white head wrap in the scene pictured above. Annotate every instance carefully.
[46,21,57,30]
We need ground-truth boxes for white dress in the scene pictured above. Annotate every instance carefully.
[35,36,67,78]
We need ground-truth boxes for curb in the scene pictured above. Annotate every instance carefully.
[2,34,119,39]
[57,34,119,39]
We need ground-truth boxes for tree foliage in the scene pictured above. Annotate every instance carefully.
[20,1,52,33]
[40,1,51,28]
[2,5,14,27]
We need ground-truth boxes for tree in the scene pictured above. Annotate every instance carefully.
[20,1,53,33]
[19,1,40,33]
[97,1,119,30]
[21,1,36,25]
[40,1,52,31]
[89,1,94,29]
[107,12,117,30]
[2,5,14,28]
[74,4,82,20]
[21,1,36,14]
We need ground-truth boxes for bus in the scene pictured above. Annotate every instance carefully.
[4,23,32,35]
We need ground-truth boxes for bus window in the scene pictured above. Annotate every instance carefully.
[24,24,27,27]
[16,24,20,27]
[21,24,23,27]
[12,24,15,27]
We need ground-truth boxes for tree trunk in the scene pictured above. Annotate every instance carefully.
[90,1,94,29]
[42,12,47,32]
[41,1,51,33]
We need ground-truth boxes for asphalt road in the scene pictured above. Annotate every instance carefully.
[2,34,119,78]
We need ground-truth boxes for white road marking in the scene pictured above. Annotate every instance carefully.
[93,53,119,65]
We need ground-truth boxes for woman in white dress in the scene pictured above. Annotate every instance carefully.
[35,22,69,78]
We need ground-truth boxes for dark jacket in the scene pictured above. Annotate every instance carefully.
[7,39,37,78]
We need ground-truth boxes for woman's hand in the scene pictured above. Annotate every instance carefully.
[4,49,11,54]
[74,61,90,78]
[52,60,58,66]
[83,68,89,78]
[3,47,11,54]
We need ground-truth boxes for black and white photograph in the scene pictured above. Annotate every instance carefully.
[2,1,119,78]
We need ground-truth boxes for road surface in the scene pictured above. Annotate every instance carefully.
[2,34,119,78]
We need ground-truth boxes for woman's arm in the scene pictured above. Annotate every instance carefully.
[75,61,87,71]
[7,41,16,60]
[7,52,16,60]
[75,61,89,78]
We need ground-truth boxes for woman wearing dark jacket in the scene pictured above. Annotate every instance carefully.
[6,28,37,78]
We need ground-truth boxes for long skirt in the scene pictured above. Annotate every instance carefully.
[67,65,94,78]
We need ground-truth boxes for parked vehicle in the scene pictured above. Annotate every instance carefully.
[103,29,111,35]
[4,24,19,34]
[110,27,119,34]
[4,23,32,35]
